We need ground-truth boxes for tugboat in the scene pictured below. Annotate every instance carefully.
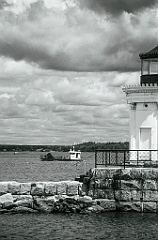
[40,146,82,161]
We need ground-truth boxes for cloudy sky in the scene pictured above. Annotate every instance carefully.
[0,0,158,145]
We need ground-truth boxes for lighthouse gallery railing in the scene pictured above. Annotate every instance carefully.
[95,149,158,169]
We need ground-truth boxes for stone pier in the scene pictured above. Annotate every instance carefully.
[1,168,158,213]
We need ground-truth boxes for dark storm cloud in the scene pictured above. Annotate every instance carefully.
[79,0,158,15]
[0,36,139,72]
[0,0,157,72]
[0,0,11,9]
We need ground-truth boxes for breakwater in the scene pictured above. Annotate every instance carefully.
[1,167,158,213]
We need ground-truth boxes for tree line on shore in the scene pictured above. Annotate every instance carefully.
[0,141,129,152]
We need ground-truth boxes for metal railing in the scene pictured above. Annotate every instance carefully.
[95,149,158,168]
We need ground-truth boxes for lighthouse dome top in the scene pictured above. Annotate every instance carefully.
[139,45,158,61]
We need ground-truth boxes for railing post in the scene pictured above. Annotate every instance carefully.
[116,150,118,165]
[137,150,139,166]
[102,151,104,165]
[123,150,126,169]
[95,150,97,168]
[150,150,151,166]
[108,151,110,165]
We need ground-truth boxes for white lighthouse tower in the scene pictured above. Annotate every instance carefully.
[122,46,158,162]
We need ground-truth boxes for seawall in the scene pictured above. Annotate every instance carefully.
[87,167,158,212]
[1,167,158,213]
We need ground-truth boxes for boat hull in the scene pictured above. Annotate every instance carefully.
[41,157,82,161]
[40,155,82,161]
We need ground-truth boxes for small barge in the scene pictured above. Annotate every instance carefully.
[40,146,82,161]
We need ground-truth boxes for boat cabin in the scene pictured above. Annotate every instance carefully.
[69,146,81,160]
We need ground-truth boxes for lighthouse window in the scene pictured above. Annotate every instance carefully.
[142,60,149,75]
[142,60,158,75]
[150,62,158,74]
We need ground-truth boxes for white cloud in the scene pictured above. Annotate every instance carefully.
[0,0,156,144]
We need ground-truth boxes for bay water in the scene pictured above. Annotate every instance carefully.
[0,152,158,240]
